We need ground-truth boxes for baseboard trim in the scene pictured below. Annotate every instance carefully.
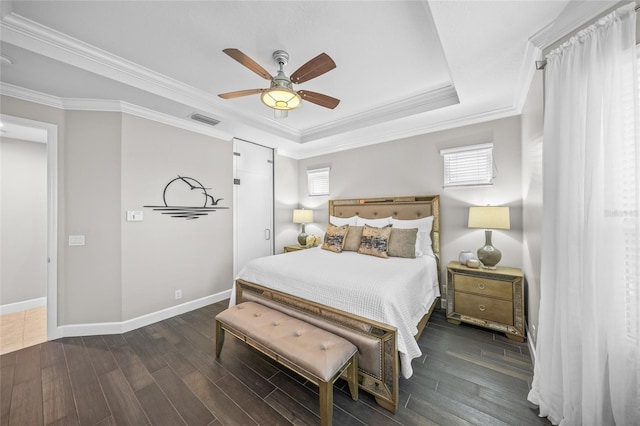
[57,289,231,338]
[0,297,47,315]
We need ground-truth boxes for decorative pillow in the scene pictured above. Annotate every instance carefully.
[358,224,392,258]
[356,216,392,227]
[342,226,363,251]
[391,216,434,256]
[330,215,358,226]
[321,224,350,253]
[388,228,418,258]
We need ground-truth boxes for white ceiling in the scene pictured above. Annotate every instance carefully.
[0,1,619,158]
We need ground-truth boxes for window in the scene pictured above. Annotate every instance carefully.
[440,143,494,188]
[307,167,330,196]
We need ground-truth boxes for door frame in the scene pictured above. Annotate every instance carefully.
[1,114,59,340]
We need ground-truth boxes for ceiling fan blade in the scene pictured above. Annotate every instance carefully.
[218,89,264,99]
[298,90,340,109]
[222,48,272,80]
[290,53,336,84]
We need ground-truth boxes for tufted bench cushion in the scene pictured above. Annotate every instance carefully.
[215,301,358,425]
[241,290,383,378]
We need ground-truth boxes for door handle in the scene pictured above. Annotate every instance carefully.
[265,229,271,240]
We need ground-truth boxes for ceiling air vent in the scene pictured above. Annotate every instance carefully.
[189,113,220,127]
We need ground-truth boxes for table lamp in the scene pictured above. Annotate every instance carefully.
[293,209,313,246]
[468,206,510,269]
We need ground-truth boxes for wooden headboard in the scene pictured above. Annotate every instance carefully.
[329,195,441,276]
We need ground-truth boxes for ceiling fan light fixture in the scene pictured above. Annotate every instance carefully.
[219,49,338,113]
[261,87,301,110]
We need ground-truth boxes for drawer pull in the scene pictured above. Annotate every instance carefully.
[478,304,486,312]
[477,282,486,290]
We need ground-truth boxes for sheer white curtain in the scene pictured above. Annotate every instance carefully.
[528,3,640,425]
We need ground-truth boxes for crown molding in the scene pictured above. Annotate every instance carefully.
[1,12,206,102]
[529,1,621,51]
[0,10,464,145]
[299,84,459,143]
[0,82,65,109]
[0,11,298,141]
[294,105,519,159]
[2,81,521,161]
[0,83,233,141]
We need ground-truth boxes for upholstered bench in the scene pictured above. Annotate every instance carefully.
[215,301,359,426]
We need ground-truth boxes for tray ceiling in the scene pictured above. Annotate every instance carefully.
[0,1,616,158]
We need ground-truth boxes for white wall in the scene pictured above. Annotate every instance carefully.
[521,71,544,345]
[297,116,524,291]
[1,138,47,305]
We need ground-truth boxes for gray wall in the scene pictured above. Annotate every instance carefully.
[1,94,539,336]
[274,154,299,254]
[0,96,235,325]
[297,116,524,294]
[0,97,66,324]
[521,71,544,345]
[64,111,122,323]
[1,137,47,305]
[120,114,233,320]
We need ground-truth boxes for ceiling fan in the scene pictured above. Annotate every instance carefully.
[218,48,340,116]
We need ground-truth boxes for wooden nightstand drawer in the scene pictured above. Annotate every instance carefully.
[446,261,524,342]
[454,292,513,325]
[454,274,512,299]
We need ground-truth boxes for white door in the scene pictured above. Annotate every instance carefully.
[233,139,274,278]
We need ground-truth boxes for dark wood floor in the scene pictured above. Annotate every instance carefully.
[1,300,550,425]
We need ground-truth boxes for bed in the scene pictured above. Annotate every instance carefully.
[233,195,441,413]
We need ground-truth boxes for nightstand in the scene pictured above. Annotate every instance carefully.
[283,245,309,253]
[446,261,525,342]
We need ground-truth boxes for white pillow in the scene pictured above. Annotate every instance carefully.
[391,216,434,256]
[330,215,358,226]
[356,216,392,227]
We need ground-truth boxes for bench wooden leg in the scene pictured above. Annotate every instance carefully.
[215,320,224,357]
[347,353,358,401]
[319,380,333,426]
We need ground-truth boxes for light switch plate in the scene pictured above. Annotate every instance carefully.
[69,235,85,246]
[127,211,143,221]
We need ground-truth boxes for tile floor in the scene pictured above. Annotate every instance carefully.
[0,306,47,355]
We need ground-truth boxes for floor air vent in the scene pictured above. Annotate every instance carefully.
[190,113,220,127]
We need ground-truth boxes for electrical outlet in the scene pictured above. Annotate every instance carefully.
[441,298,447,309]
[175,289,182,300]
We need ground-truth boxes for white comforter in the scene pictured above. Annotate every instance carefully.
[233,247,440,378]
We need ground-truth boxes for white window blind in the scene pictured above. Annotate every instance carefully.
[307,167,330,196]
[440,143,494,188]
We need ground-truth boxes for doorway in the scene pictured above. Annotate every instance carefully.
[233,138,274,278]
[0,114,58,346]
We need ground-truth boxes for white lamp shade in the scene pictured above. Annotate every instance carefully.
[261,88,301,110]
[293,209,313,224]
[468,206,510,230]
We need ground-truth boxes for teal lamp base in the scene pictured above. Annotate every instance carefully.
[477,230,501,269]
